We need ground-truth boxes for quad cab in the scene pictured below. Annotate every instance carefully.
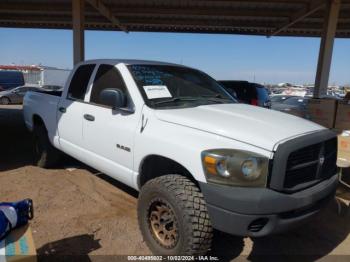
[23,60,338,255]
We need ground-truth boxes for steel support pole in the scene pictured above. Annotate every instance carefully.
[314,0,341,98]
[72,0,85,65]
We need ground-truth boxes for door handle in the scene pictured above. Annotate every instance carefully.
[58,107,66,113]
[84,114,95,121]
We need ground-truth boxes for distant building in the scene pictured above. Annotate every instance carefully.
[277,82,294,88]
[0,65,71,87]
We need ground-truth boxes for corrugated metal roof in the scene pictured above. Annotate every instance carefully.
[0,65,42,71]
[0,0,349,37]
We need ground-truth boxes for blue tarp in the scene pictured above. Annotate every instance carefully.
[0,200,33,240]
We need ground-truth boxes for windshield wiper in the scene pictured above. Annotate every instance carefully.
[153,95,233,107]
[201,94,224,98]
[153,97,201,106]
[200,94,234,103]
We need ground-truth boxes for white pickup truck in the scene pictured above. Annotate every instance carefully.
[23,59,338,255]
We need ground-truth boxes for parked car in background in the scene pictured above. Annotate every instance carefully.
[0,85,43,105]
[272,95,341,118]
[0,71,25,91]
[219,80,271,108]
[24,59,338,255]
[272,96,310,118]
[270,95,296,104]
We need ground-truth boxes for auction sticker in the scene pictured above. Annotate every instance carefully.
[143,85,172,99]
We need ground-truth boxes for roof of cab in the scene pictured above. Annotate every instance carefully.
[77,59,185,67]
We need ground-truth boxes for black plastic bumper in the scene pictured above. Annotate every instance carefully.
[199,175,338,237]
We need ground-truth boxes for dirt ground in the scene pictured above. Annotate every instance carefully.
[0,105,350,261]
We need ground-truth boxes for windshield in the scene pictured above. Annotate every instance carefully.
[128,65,236,109]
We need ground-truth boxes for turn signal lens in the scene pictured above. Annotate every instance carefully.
[203,155,218,175]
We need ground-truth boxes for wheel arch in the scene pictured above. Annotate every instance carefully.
[138,154,198,188]
[32,114,46,130]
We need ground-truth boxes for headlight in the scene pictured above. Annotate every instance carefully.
[201,149,269,187]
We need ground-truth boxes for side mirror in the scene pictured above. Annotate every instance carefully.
[99,88,126,109]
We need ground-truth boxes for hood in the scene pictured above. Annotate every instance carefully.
[154,103,324,151]
[0,90,11,96]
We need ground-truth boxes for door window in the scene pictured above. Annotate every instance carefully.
[67,64,95,100]
[16,87,28,95]
[90,64,129,107]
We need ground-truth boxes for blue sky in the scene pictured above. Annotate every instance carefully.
[0,28,349,85]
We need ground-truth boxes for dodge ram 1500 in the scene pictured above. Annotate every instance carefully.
[23,59,338,255]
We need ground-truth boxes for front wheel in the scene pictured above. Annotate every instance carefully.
[138,175,213,255]
[0,97,10,105]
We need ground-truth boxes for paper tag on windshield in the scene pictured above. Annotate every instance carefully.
[143,85,172,99]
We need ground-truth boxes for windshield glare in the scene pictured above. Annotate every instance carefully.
[128,64,236,108]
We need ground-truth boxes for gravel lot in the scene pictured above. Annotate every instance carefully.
[0,105,349,261]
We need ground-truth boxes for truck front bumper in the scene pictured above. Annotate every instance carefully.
[199,174,338,237]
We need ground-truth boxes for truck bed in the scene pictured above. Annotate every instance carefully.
[35,90,63,97]
[23,90,61,138]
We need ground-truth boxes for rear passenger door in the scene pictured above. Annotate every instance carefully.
[81,64,139,186]
[57,64,95,156]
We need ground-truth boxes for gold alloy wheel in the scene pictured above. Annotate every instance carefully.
[148,199,179,249]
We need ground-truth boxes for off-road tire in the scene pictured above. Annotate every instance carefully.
[33,124,61,168]
[138,175,213,255]
[0,97,10,105]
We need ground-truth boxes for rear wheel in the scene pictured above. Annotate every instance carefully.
[33,125,61,168]
[138,175,213,255]
[0,97,10,105]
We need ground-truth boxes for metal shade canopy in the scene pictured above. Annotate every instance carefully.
[0,0,349,37]
[0,0,348,97]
